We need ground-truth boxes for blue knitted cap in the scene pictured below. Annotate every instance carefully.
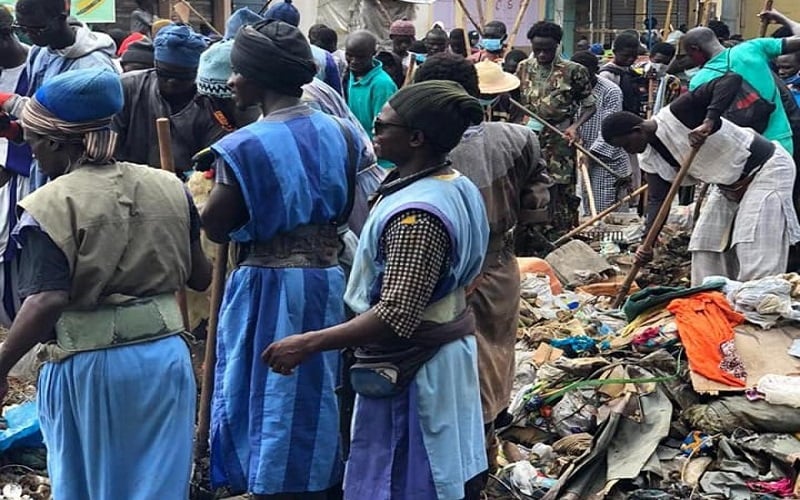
[154,24,208,69]
[225,7,264,40]
[265,0,300,28]
[197,40,234,98]
[34,68,123,122]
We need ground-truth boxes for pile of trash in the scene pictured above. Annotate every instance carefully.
[495,228,800,499]
[0,328,47,500]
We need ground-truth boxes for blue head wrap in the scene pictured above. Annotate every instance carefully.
[34,68,123,122]
[225,7,264,40]
[154,24,208,69]
[22,68,123,164]
[265,0,300,28]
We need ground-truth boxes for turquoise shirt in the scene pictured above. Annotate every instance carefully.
[347,59,398,139]
[688,38,793,153]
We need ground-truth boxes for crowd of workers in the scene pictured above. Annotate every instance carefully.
[0,0,798,498]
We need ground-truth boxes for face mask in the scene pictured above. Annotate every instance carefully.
[526,118,544,132]
[478,96,499,108]
[414,53,426,64]
[481,38,504,52]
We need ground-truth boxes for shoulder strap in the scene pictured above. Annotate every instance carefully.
[331,116,358,226]
[650,137,683,171]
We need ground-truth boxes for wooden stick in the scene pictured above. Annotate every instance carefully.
[578,152,598,217]
[462,24,472,58]
[760,0,774,37]
[403,55,416,87]
[195,241,229,456]
[155,117,191,332]
[663,0,674,39]
[507,0,533,48]
[455,0,470,57]
[474,0,486,32]
[700,0,713,26]
[175,0,222,37]
[486,0,496,24]
[455,0,483,35]
[612,147,701,308]
[257,0,274,15]
[647,78,656,118]
[692,183,710,227]
[509,98,625,180]
[553,184,649,246]
[156,118,175,173]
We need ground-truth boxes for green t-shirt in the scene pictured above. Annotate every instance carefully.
[689,38,793,154]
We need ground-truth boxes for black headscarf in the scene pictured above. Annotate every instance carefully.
[230,19,316,97]
[389,80,483,154]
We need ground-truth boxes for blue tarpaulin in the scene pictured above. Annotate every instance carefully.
[0,401,42,452]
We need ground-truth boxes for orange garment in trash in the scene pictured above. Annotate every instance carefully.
[667,292,747,387]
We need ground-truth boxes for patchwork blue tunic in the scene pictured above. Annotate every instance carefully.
[209,105,353,494]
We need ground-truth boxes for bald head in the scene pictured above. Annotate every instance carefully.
[346,30,378,77]
[682,27,724,61]
[346,30,377,52]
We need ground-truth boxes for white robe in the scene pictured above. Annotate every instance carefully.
[639,107,800,284]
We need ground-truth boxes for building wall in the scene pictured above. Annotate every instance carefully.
[736,0,800,39]
[92,0,214,35]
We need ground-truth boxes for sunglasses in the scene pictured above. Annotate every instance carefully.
[373,119,409,135]
[12,21,55,36]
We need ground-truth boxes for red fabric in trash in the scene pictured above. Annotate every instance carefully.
[667,292,746,387]
[746,477,793,496]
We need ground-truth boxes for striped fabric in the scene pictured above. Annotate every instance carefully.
[301,78,385,235]
[209,105,352,495]
[577,77,632,211]
[0,63,31,326]
[21,98,118,164]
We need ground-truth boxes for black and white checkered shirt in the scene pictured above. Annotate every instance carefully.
[373,209,452,338]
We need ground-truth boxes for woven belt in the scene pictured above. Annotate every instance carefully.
[237,224,340,269]
[55,293,184,353]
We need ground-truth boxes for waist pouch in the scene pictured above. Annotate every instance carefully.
[350,303,474,398]
[55,293,184,353]
[350,344,441,398]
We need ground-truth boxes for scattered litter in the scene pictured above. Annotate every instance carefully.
[680,431,714,456]
[0,484,31,500]
[756,374,800,408]
[497,221,800,500]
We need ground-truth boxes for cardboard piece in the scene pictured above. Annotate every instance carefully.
[690,324,800,394]
[532,343,564,366]
[545,240,613,287]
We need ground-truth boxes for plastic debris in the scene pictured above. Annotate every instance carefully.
[0,402,42,453]
[680,431,714,457]
[756,374,800,408]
